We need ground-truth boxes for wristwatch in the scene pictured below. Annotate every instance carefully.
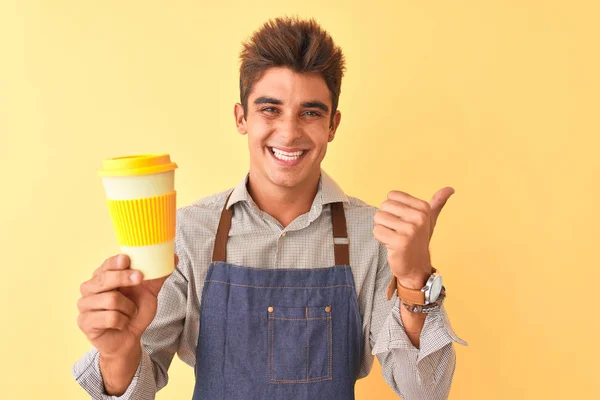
[386,267,444,306]
[400,286,446,313]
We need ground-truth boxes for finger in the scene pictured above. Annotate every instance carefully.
[93,254,131,277]
[374,210,411,232]
[374,209,421,235]
[373,224,393,246]
[387,191,430,213]
[81,269,143,296]
[77,291,138,319]
[379,200,427,226]
[373,223,412,248]
[77,310,130,334]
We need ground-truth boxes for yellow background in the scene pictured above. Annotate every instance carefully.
[1,1,597,399]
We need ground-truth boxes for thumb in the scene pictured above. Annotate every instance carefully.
[429,187,455,235]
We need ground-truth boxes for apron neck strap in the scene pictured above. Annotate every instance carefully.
[212,190,234,263]
[330,202,350,266]
[212,190,350,265]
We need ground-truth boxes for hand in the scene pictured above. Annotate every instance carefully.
[76,253,178,358]
[373,187,454,288]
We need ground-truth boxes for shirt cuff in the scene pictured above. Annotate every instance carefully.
[371,298,468,385]
[72,345,150,399]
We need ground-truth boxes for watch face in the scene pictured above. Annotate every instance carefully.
[429,276,443,302]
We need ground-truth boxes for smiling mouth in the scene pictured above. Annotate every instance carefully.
[268,147,308,162]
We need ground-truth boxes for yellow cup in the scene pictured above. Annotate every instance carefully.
[99,154,178,280]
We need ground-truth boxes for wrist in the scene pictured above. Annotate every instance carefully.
[397,276,427,289]
[100,334,142,360]
[396,266,433,289]
[99,343,142,396]
[100,340,141,363]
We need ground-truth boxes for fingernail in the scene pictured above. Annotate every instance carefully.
[130,272,141,283]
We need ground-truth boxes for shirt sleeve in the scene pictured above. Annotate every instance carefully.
[71,214,191,399]
[370,243,468,399]
[71,343,156,399]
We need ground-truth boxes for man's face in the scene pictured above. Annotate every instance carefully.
[234,67,341,190]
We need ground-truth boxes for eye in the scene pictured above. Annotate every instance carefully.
[261,107,278,114]
[303,110,321,117]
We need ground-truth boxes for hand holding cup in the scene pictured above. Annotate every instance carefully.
[77,253,178,358]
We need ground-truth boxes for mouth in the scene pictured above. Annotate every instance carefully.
[267,146,309,166]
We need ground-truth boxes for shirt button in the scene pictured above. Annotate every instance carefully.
[268,306,274,313]
[281,232,287,237]
[325,306,331,313]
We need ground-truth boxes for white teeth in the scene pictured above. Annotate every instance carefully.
[273,148,303,157]
[271,148,305,161]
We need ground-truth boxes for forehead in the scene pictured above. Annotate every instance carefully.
[249,67,331,105]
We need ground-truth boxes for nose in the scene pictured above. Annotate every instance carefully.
[276,113,303,141]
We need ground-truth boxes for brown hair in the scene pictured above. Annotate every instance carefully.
[239,17,346,126]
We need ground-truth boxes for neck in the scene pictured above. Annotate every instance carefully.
[247,169,320,228]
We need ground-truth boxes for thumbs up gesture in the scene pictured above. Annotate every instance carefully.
[373,187,455,288]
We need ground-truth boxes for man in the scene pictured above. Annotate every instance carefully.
[73,17,467,399]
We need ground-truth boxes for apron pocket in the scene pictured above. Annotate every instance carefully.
[267,305,333,384]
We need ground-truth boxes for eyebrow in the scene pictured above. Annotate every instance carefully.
[254,96,283,105]
[253,96,330,114]
[302,101,329,114]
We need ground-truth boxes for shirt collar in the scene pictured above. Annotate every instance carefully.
[318,169,350,205]
[225,173,254,210]
[225,169,349,211]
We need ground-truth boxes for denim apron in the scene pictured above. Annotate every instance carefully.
[192,192,363,400]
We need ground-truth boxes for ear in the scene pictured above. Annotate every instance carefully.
[328,110,342,142]
[234,103,247,135]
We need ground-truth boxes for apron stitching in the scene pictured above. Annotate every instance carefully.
[329,314,333,379]
[271,377,332,384]
[268,317,272,382]
[271,317,328,321]
[204,280,353,290]
[306,308,309,382]
[196,264,215,378]
[271,316,274,382]
[213,261,343,272]
[344,266,363,377]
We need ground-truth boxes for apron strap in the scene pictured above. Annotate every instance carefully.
[330,202,350,265]
[211,190,350,265]
[212,190,234,262]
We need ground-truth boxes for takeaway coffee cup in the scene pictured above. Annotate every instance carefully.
[99,154,178,280]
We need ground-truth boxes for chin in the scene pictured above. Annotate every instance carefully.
[266,170,304,189]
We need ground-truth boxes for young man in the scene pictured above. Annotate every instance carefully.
[73,17,466,400]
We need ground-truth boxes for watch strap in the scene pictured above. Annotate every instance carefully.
[401,286,446,313]
[386,267,437,305]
